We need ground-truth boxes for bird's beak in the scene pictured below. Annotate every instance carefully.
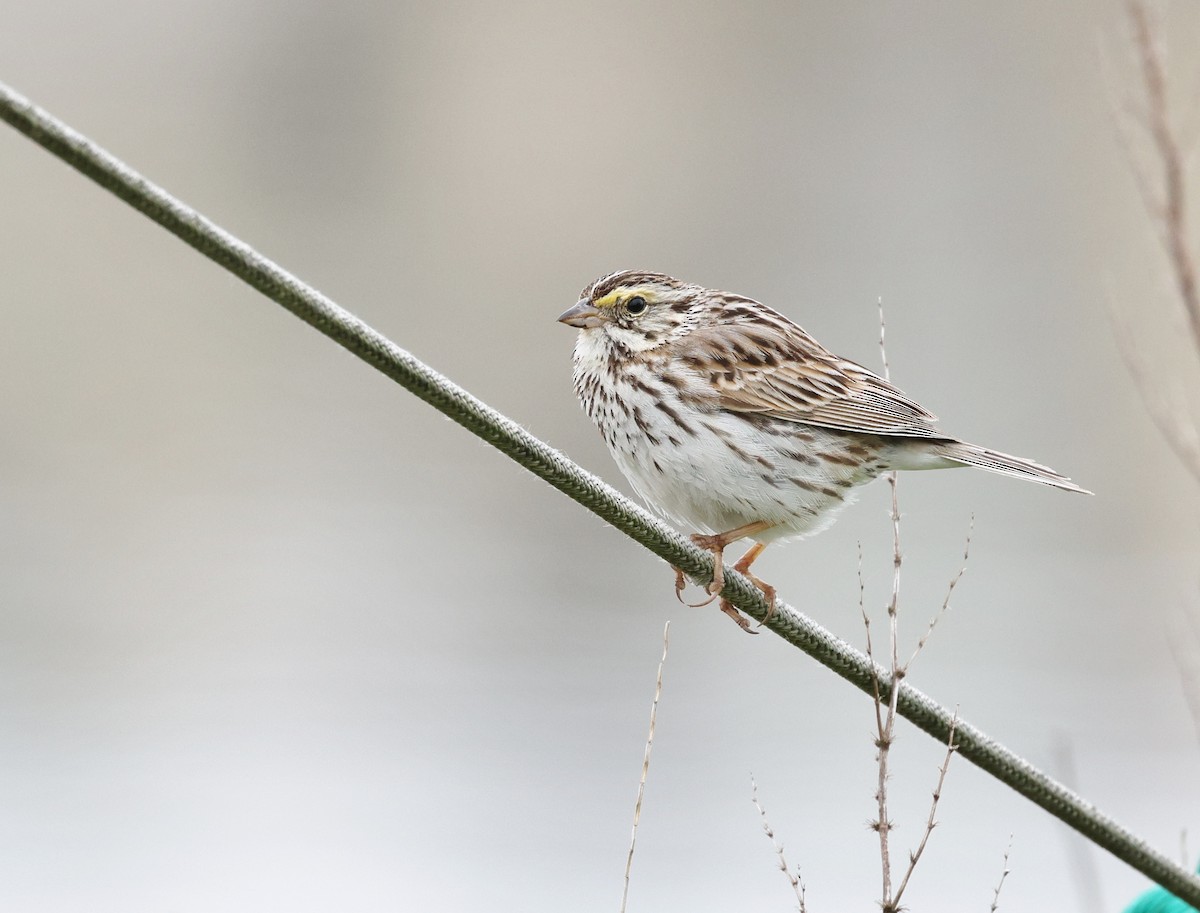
[557,299,604,329]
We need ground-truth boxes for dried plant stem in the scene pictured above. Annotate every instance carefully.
[870,300,961,912]
[620,621,670,913]
[4,80,1200,906]
[751,776,807,912]
[989,839,1013,912]
[857,541,875,703]
[867,478,969,911]
[1166,605,1200,746]
[1109,17,1200,893]
[1107,303,1200,481]
[873,694,897,906]
[907,515,973,670]
[1109,0,1200,483]
[1128,0,1200,354]
[869,473,905,909]
[891,715,959,910]
[877,296,893,383]
[867,301,912,912]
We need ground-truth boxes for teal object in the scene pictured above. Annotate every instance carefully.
[1124,863,1200,913]
[1124,889,1197,912]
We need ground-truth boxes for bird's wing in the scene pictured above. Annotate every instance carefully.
[677,321,944,438]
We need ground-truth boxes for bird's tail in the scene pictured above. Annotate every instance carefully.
[932,441,1092,494]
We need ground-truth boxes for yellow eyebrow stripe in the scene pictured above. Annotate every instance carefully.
[593,287,654,310]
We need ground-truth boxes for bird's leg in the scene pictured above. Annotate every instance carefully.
[678,521,774,630]
[713,541,775,632]
[729,541,778,625]
[691,520,773,594]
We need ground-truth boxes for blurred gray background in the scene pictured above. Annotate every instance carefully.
[3,1,1199,910]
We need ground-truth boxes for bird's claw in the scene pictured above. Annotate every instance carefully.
[673,567,687,603]
[719,600,757,633]
[673,567,720,608]
[676,526,774,633]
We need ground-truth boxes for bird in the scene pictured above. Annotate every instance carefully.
[558,270,1090,631]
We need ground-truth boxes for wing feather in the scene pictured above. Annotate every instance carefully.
[677,320,944,438]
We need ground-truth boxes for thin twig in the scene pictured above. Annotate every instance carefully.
[870,298,906,910]
[874,295,958,912]
[989,838,1013,912]
[1127,0,1200,356]
[887,474,903,668]
[1108,19,1200,876]
[881,293,903,729]
[857,541,868,631]
[1101,27,1165,236]
[1107,0,1200,484]
[620,621,670,913]
[751,776,807,912]
[3,81,1199,906]
[1166,603,1200,747]
[859,539,892,900]
[878,296,892,383]
[858,541,886,762]
[871,472,904,910]
[859,533,893,890]
[1105,292,1200,482]
[892,715,959,910]
[907,515,973,671]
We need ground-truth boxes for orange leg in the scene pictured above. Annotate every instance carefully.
[731,541,778,625]
[674,520,775,632]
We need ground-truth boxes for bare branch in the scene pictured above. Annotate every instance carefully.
[907,515,973,671]
[1106,292,1200,482]
[887,473,903,641]
[872,472,905,911]
[1107,1,1200,484]
[1166,599,1200,747]
[869,297,903,908]
[868,299,910,911]
[857,541,868,640]
[892,714,960,909]
[1102,26,1166,229]
[751,776,807,912]
[1127,0,1200,355]
[620,622,670,913]
[878,296,892,383]
[989,838,1014,912]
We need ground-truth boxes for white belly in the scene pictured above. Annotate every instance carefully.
[614,408,865,542]
[573,345,883,542]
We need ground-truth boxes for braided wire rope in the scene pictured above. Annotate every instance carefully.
[3,81,1196,904]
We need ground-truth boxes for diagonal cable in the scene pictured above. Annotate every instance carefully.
[2,80,1197,905]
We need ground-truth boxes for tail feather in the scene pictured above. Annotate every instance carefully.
[935,442,1092,495]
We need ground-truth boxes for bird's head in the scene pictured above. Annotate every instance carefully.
[557,270,701,354]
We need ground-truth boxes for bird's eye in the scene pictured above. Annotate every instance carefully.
[626,296,648,315]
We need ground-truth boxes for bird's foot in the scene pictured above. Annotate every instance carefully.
[689,532,729,600]
[672,563,715,604]
[729,543,777,625]
[681,526,775,632]
[747,577,778,625]
[718,598,757,633]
